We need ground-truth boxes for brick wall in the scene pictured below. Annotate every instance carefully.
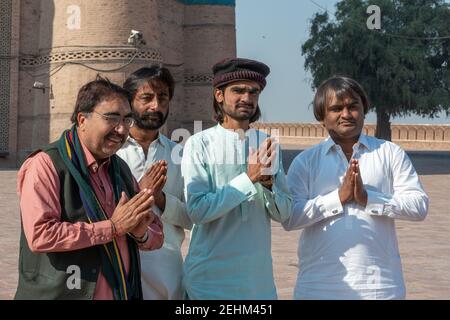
[252,122,450,151]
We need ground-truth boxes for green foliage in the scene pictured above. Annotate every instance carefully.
[302,0,450,120]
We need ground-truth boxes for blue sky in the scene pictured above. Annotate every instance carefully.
[236,0,450,124]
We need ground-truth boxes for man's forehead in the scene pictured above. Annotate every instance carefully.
[327,91,361,106]
[137,80,169,94]
[94,96,131,113]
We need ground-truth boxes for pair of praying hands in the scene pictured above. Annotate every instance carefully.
[111,188,156,240]
[247,138,277,190]
[338,159,368,207]
[139,160,168,211]
[109,160,168,240]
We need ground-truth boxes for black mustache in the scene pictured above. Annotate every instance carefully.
[140,111,164,119]
[106,133,125,141]
[236,103,253,108]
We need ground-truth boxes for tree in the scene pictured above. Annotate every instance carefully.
[302,0,450,140]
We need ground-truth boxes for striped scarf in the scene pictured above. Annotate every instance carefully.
[57,125,142,300]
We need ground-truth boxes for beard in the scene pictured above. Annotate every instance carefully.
[132,110,169,130]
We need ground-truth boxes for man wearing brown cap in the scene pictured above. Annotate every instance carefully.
[180,58,292,299]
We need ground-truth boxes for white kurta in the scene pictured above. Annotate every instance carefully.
[284,134,429,299]
[181,124,292,299]
[117,134,192,300]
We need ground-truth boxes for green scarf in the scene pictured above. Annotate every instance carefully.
[57,125,142,300]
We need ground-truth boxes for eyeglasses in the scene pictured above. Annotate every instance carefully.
[92,111,135,128]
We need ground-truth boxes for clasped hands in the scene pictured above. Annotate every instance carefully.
[110,160,168,240]
[110,188,155,240]
[338,158,368,207]
[139,160,167,210]
[247,138,277,189]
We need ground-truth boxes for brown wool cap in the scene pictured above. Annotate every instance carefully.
[212,57,270,90]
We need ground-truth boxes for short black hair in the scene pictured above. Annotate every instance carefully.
[313,76,370,121]
[70,75,131,125]
[123,65,175,100]
[212,85,261,124]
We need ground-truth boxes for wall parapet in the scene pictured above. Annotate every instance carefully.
[251,122,450,151]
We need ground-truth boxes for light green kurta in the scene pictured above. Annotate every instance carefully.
[181,124,292,299]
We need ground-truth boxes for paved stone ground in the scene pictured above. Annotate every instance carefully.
[1,150,449,299]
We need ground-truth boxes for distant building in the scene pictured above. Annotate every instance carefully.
[0,0,236,167]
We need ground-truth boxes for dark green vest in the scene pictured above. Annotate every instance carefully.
[15,142,136,300]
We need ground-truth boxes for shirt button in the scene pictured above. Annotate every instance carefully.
[91,268,97,274]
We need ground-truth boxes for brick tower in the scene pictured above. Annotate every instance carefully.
[0,0,236,167]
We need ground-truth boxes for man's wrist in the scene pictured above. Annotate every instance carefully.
[155,192,166,211]
[260,176,273,190]
[247,171,257,184]
[358,190,368,207]
[338,189,346,205]
[128,231,149,244]
[110,219,118,237]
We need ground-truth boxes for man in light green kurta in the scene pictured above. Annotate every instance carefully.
[181,58,292,299]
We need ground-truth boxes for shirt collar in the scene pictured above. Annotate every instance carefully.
[323,136,336,154]
[358,134,370,150]
[324,133,370,154]
[79,135,110,173]
[126,132,165,148]
[216,123,256,139]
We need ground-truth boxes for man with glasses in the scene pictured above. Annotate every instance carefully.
[181,58,292,299]
[117,66,192,300]
[15,76,164,300]
[90,110,135,128]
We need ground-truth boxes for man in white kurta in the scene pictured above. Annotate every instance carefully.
[181,58,292,299]
[118,66,192,299]
[284,76,428,299]
[118,134,191,299]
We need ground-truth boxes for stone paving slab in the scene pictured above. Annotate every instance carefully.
[1,150,449,300]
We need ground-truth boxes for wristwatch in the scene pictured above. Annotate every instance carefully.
[128,231,149,244]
